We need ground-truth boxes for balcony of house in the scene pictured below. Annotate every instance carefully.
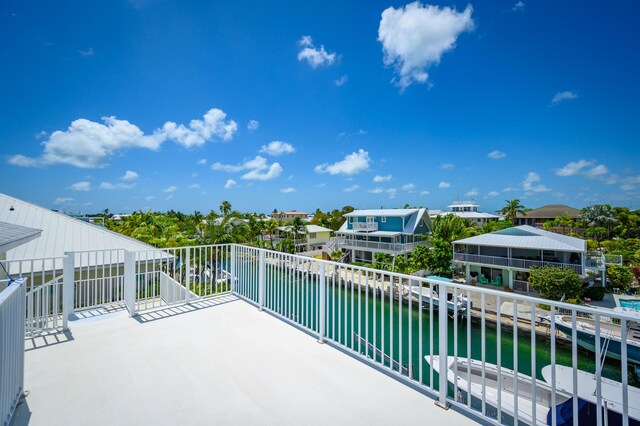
[452,244,584,275]
[351,221,379,232]
[334,233,427,255]
[3,244,638,426]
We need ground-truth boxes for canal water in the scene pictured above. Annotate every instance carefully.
[255,264,631,391]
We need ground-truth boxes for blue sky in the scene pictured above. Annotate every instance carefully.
[1,1,639,214]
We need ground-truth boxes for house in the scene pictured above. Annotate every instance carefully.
[272,211,310,223]
[0,193,159,282]
[452,225,602,292]
[429,201,500,227]
[275,224,332,252]
[0,221,42,290]
[335,208,431,262]
[514,204,580,227]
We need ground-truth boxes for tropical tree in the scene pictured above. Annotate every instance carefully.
[276,238,296,254]
[330,249,343,262]
[580,204,617,238]
[585,226,607,247]
[501,199,526,224]
[424,237,454,277]
[529,266,582,301]
[219,200,232,217]
[263,220,279,249]
[543,214,576,235]
[201,212,249,244]
[607,265,634,292]
[430,215,477,243]
[481,220,514,234]
[289,216,307,243]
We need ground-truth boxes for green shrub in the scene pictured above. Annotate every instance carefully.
[607,264,634,292]
[529,266,583,301]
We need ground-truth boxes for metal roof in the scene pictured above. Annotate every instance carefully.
[277,225,332,233]
[0,221,42,253]
[0,193,159,273]
[336,230,402,237]
[453,225,586,252]
[344,209,419,218]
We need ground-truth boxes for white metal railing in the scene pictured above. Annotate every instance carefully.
[351,222,379,231]
[0,278,26,426]
[512,279,530,293]
[11,244,638,426]
[230,245,638,426]
[335,238,427,253]
[454,253,584,274]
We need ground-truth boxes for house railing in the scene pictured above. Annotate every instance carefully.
[335,238,427,253]
[351,222,379,231]
[4,244,638,426]
[454,253,583,274]
[512,279,530,293]
[0,279,26,426]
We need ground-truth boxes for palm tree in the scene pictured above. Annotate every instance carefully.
[289,216,307,245]
[219,200,232,217]
[581,204,618,239]
[501,199,526,224]
[276,238,296,254]
[202,212,248,244]
[263,220,279,249]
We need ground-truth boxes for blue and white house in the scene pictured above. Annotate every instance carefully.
[334,208,431,262]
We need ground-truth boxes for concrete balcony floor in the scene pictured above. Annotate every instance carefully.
[11,295,476,426]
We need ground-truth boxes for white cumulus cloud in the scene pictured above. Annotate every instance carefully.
[100,181,135,190]
[224,179,237,189]
[247,120,259,131]
[439,181,451,189]
[164,185,178,193]
[440,162,455,169]
[212,156,283,181]
[551,91,578,105]
[315,149,371,175]
[486,191,500,198]
[378,2,474,90]
[280,187,296,193]
[465,188,478,197]
[198,159,207,165]
[488,150,506,160]
[70,181,91,191]
[121,170,138,181]
[344,184,360,192]
[401,183,416,193]
[54,197,74,205]
[368,187,397,199]
[512,1,525,11]
[7,108,238,169]
[523,172,551,193]
[420,190,430,195]
[373,174,393,182]
[556,160,593,176]
[297,35,337,68]
[335,75,348,86]
[260,141,295,156]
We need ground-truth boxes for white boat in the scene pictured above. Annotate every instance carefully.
[542,364,640,423]
[409,284,471,314]
[426,356,571,426]
[552,315,640,364]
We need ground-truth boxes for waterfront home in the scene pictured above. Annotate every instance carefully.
[275,224,332,252]
[334,208,430,262]
[0,221,41,288]
[272,210,310,223]
[452,225,599,292]
[429,200,500,227]
[514,204,580,227]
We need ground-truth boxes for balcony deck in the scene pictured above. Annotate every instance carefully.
[11,295,476,426]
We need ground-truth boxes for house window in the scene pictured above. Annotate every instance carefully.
[309,233,317,238]
[366,216,375,223]
[349,217,354,223]
[381,216,386,223]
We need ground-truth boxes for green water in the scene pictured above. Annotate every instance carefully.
[236,260,631,390]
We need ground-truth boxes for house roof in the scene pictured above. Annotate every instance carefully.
[276,211,308,215]
[277,224,332,234]
[0,221,42,253]
[336,230,402,237]
[453,225,586,252]
[344,208,420,218]
[516,204,580,219]
[0,193,159,273]
[430,211,499,219]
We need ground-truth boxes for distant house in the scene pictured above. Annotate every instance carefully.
[0,221,42,289]
[335,208,431,262]
[429,201,500,227]
[514,204,580,228]
[275,224,332,252]
[452,225,604,293]
[272,211,310,223]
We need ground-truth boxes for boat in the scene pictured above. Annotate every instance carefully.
[542,364,640,425]
[426,356,571,426]
[409,284,472,314]
[552,315,640,364]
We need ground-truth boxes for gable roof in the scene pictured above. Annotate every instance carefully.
[0,221,42,253]
[344,208,420,218]
[516,204,580,219]
[453,225,586,252]
[0,193,158,272]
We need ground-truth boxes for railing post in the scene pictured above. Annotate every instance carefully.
[62,252,75,331]
[318,262,326,343]
[124,250,136,317]
[185,248,191,304]
[230,245,236,294]
[258,250,265,310]
[436,282,450,410]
